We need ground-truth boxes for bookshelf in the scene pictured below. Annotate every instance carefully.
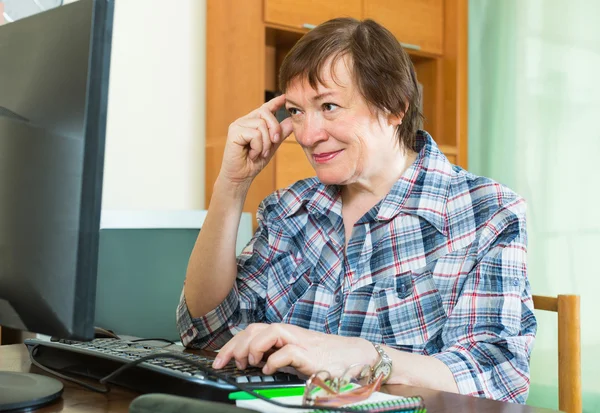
[206,0,468,226]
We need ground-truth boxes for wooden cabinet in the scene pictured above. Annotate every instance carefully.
[264,0,362,29]
[206,0,468,227]
[364,0,444,55]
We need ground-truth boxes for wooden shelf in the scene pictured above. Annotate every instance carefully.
[364,0,444,55]
[264,0,362,30]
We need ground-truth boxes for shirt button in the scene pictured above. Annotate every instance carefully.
[187,328,194,337]
[335,294,341,303]
[512,277,519,286]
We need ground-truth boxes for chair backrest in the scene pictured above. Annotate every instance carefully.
[532,294,581,413]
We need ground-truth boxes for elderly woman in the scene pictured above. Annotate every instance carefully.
[177,18,536,403]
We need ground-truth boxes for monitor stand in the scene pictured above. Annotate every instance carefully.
[0,372,63,412]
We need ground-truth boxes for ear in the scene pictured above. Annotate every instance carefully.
[387,108,406,127]
[384,103,408,127]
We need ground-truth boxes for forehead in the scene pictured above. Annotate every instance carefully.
[287,55,356,97]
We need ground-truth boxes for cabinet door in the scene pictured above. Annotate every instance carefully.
[364,0,443,55]
[264,0,362,30]
[275,141,315,189]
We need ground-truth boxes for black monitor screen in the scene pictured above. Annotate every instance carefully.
[0,0,114,341]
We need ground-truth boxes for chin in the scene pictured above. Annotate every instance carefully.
[315,171,351,186]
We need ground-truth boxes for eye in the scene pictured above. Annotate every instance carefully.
[286,107,300,116]
[322,103,339,112]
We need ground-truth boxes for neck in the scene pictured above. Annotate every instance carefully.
[341,147,418,204]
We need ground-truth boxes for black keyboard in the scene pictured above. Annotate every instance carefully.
[24,338,303,403]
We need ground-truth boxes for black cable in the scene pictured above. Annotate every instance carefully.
[29,345,110,393]
[129,338,177,346]
[129,338,176,344]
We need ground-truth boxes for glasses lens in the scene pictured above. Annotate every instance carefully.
[304,370,333,405]
[303,365,378,408]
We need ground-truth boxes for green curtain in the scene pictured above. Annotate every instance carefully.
[469,0,600,411]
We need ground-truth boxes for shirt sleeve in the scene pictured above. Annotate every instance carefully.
[176,204,272,349]
[431,202,537,404]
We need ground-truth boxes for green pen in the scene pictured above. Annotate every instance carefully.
[228,386,306,400]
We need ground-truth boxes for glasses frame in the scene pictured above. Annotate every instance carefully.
[302,364,385,407]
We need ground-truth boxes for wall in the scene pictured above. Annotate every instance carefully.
[3,0,206,210]
[469,0,600,411]
[75,0,207,210]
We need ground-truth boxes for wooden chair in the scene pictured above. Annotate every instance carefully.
[532,295,582,413]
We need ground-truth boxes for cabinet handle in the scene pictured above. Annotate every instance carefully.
[302,23,317,30]
[400,42,421,51]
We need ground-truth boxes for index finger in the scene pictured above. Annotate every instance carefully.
[262,93,287,113]
[212,334,241,369]
[248,324,297,366]
[213,324,269,369]
[259,94,288,143]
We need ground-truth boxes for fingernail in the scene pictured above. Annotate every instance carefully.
[274,133,280,143]
[248,354,255,365]
[235,360,243,370]
[263,150,269,158]
[213,358,223,369]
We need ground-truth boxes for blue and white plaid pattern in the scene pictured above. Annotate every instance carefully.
[177,131,537,403]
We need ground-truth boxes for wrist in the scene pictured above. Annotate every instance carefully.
[352,338,380,367]
[214,175,252,201]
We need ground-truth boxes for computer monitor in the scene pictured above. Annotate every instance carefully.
[0,0,114,410]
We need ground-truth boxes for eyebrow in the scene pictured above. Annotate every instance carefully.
[286,92,337,107]
[312,92,337,101]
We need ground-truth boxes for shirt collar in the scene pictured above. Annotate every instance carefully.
[276,178,340,219]
[373,131,452,235]
[281,131,452,235]
[305,183,341,218]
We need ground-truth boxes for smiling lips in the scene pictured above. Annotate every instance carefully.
[312,150,343,164]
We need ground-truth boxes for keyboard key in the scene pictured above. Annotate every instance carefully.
[274,373,291,381]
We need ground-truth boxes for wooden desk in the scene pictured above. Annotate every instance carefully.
[0,344,558,413]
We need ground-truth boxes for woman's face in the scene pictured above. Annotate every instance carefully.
[284,57,402,187]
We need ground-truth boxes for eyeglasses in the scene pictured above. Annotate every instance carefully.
[302,364,385,407]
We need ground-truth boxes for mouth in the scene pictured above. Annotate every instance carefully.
[312,150,343,164]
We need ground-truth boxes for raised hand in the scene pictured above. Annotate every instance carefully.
[218,94,293,188]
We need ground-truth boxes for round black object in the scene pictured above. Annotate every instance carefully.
[0,372,63,412]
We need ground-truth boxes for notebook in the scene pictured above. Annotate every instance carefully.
[235,390,425,413]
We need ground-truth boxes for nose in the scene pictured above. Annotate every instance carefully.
[296,113,328,147]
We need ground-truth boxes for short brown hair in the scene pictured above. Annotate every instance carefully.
[279,18,423,151]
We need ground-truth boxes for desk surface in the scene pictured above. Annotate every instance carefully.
[0,344,558,413]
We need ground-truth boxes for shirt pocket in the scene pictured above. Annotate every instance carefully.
[374,269,446,353]
[265,252,313,323]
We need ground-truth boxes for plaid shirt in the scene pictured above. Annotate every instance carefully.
[177,131,536,403]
